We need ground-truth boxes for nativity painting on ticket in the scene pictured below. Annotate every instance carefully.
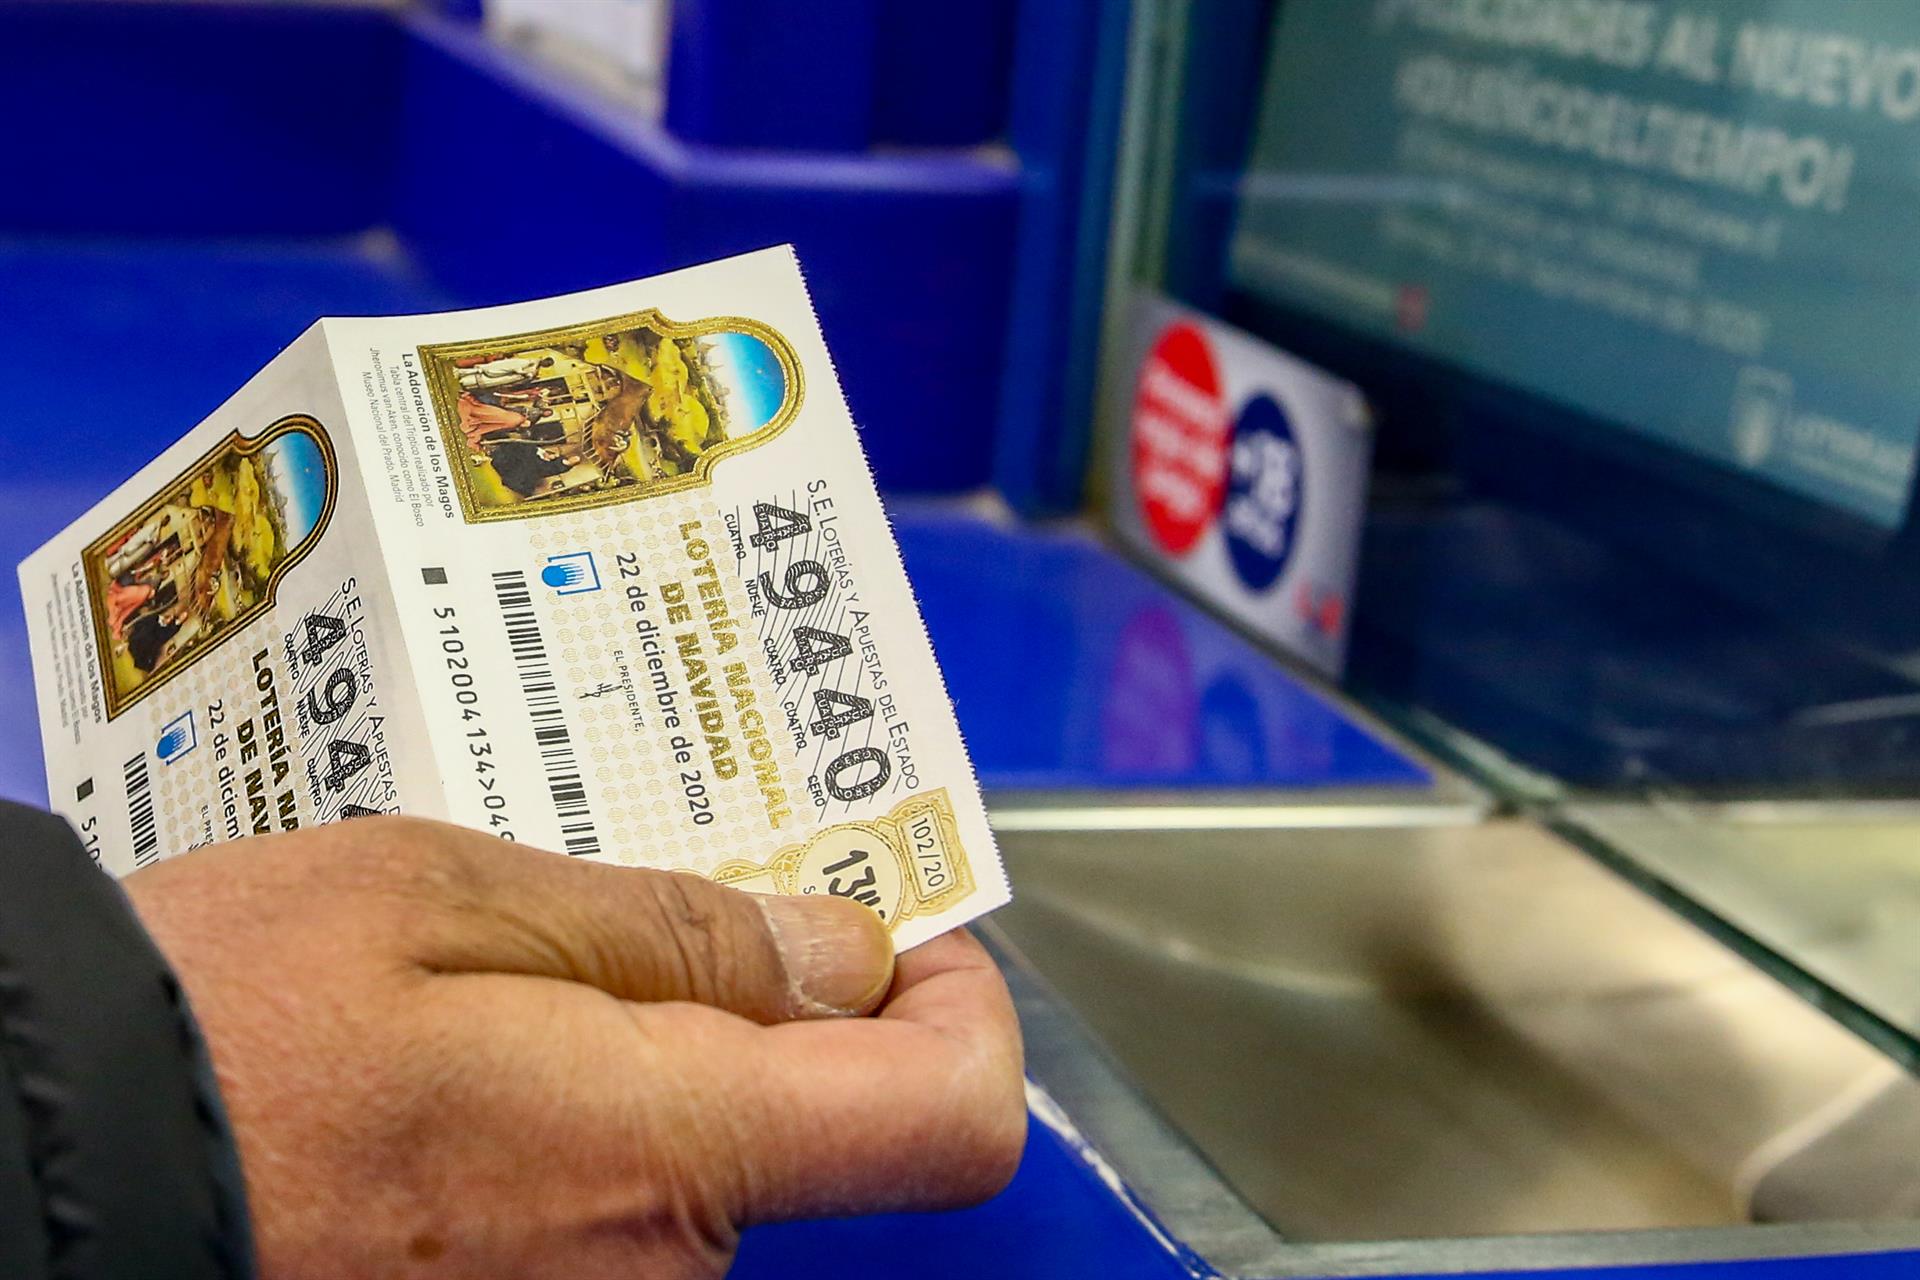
[419,311,802,522]
[83,416,337,718]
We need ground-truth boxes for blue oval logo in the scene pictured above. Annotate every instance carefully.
[1223,393,1304,593]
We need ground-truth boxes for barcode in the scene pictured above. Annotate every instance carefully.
[124,753,158,868]
[492,570,602,857]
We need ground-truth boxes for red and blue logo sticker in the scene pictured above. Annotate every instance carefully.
[1131,322,1304,592]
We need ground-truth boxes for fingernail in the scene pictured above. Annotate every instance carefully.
[757,893,895,1016]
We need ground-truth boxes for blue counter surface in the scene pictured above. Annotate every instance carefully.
[732,1109,1196,1280]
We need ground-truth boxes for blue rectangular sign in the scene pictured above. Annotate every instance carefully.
[1231,0,1920,527]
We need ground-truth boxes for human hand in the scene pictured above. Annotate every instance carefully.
[125,817,1025,1279]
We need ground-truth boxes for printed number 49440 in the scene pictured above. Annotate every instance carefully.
[750,500,890,806]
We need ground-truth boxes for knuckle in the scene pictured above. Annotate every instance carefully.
[644,873,738,1003]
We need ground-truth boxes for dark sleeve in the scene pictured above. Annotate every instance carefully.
[0,800,255,1280]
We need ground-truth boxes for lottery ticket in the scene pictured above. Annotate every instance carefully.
[19,246,1007,948]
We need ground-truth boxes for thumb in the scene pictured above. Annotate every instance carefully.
[405,826,896,1022]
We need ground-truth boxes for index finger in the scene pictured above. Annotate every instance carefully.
[642,928,1027,1224]
[877,928,1023,1044]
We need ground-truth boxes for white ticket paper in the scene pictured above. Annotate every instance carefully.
[19,247,1007,948]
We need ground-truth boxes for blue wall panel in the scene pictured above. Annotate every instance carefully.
[871,2,1017,147]
[992,0,1135,514]
[0,1,400,235]
[393,15,1018,493]
[666,0,879,151]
